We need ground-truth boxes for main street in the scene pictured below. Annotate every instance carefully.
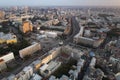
[64,16,80,44]
[64,16,92,80]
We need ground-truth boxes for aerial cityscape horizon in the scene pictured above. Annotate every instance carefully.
[0,0,120,80]
[0,0,120,6]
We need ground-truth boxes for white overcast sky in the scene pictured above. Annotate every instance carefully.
[0,0,120,6]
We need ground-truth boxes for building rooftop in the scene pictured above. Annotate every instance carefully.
[31,73,42,80]
[0,59,4,62]
[0,32,16,40]
[40,64,48,71]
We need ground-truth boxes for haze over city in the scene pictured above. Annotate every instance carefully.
[0,0,120,80]
[0,0,120,6]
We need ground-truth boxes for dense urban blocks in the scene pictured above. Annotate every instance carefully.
[0,6,120,80]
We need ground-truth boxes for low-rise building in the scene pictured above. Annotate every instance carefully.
[14,66,33,80]
[77,59,85,72]
[30,73,42,80]
[45,31,57,38]
[29,60,42,70]
[105,38,120,54]
[89,57,96,68]
[40,61,61,77]
[42,19,60,26]
[83,67,104,80]
[7,74,16,80]
[74,35,104,48]
[19,43,41,58]
[116,72,120,80]
[0,52,15,63]
[0,32,17,44]
[74,24,106,48]
[60,75,69,80]
[0,59,7,72]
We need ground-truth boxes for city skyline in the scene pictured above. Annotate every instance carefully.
[0,0,120,7]
[0,1,120,79]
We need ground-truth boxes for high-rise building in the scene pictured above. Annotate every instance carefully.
[88,8,91,17]
[0,11,5,19]
[20,20,33,33]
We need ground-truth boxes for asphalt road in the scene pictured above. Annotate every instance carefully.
[78,57,91,80]
[64,16,80,44]
[64,16,92,80]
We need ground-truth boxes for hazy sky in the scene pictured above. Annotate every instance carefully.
[0,0,120,6]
